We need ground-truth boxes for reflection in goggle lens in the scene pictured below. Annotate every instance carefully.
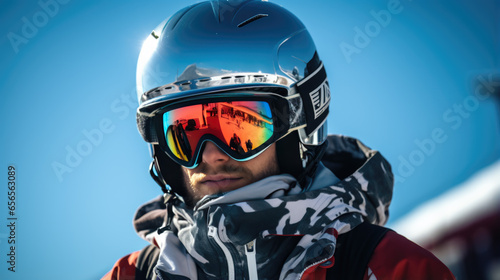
[163,101,274,163]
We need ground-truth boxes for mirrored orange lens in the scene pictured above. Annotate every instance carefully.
[163,101,274,162]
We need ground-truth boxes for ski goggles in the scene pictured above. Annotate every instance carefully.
[141,93,306,168]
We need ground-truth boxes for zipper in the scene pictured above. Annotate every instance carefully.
[245,239,258,280]
[298,255,332,280]
[208,225,235,280]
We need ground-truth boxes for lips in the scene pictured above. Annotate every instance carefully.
[201,175,243,191]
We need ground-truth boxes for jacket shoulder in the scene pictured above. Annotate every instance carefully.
[101,250,140,280]
[101,245,160,280]
[366,230,456,280]
[326,222,390,280]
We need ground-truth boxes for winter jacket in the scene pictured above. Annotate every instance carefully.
[102,135,455,280]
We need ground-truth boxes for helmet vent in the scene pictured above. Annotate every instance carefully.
[237,14,268,28]
[142,72,294,101]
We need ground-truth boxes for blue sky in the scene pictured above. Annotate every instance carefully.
[0,0,498,279]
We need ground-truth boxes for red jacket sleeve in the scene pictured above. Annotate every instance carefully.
[101,251,140,280]
[365,231,455,280]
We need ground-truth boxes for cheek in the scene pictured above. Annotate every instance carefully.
[245,145,279,177]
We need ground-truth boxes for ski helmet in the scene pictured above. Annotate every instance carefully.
[136,0,331,197]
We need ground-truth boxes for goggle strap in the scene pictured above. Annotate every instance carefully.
[296,62,331,135]
[286,94,307,130]
[137,112,160,144]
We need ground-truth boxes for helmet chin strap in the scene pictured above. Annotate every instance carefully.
[148,155,184,233]
[149,145,190,200]
[148,160,169,194]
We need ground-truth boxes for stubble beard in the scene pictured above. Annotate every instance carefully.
[182,161,279,207]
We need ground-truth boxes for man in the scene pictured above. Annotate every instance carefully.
[103,1,455,279]
[229,133,243,153]
[246,139,253,151]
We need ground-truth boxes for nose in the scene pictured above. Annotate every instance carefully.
[201,141,230,166]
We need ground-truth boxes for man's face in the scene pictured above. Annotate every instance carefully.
[182,141,280,204]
